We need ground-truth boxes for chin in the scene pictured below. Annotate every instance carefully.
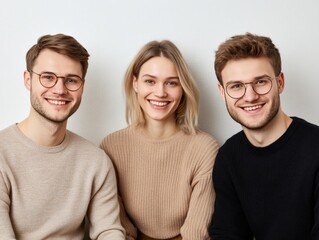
[240,117,274,130]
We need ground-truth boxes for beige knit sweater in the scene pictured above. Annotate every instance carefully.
[100,126,219,240]
[0,125,125,239]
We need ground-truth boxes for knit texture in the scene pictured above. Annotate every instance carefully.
[100,126,219,240]
[0,124,125,240]
[210,117,319,239]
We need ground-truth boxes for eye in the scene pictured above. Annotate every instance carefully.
[41,73,56,81]
[254,79,268,85]
[65,77,80,84]
[228,83,244,90]
[145,79,155,85]
[166,81,178,86]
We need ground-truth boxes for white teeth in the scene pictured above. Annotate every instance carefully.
[48,100,66,105]
[150,100,168,106]
[244,105,262,111]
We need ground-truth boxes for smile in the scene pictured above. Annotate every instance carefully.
[48,99,67,105]
[149,100,169,106]
[243,104,262,111]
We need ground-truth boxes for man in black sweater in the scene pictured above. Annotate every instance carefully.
[209,33,319,239]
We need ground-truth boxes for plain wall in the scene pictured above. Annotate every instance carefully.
[1,0,318,146]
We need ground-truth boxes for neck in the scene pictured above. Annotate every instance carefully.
[243,110,292,147]
[142,120,180,140]
[17,113,67,147]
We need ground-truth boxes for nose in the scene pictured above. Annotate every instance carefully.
[155,83,167,97]
[242,84,259,101]
[51,78,68,94]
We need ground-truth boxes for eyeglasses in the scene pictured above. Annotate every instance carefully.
[30,70,84,91]
[225,77,276,99]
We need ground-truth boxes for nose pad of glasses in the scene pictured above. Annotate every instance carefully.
[52,78,68,92]
[243,84,259,99]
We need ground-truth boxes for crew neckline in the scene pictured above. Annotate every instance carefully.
[12,124,70,153]
[131,125,185,144]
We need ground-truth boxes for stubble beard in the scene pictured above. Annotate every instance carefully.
[30,93,81,124]
[225,95,281,130]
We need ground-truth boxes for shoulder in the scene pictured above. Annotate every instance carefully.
[100,127,131,150]
[104,127,132,141]
[0,125,17,143]
[68,130,100,150]
[217,130,245,158]
[213,132,244,173]
[184,130,220,164]
[292,117,319,133]
[219,129,243,146]
[289,117,319,152]
[0,125,13,135]
[67,131,113,167]
[189,130,219,150]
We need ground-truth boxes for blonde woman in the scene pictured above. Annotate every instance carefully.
[100,40,218,240]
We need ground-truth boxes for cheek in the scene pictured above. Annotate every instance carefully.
[30,83,45,96]
[70,89,84,101]
[171,88,183,100]
[136,89,146,99]
[225,97,239,107]
[136,86,151,98]
[135,90,148,106]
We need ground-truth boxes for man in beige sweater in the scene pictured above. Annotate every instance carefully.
[0,34,125,239]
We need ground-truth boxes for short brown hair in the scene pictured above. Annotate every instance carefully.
[214,33,281,85]
[124,40,199,134]
[26,34,90,78]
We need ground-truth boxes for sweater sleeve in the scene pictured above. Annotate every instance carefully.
[86,154,125,240]
[312,168,319,238]
[208,152,254,239]
[180,136,219,240]
[100,137,137,240]
[118,195,138,240]
[0,167,16,239]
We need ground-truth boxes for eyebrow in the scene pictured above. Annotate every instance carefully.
[227,74,272,83]
[141,74,179,80]
[41,71,82,78]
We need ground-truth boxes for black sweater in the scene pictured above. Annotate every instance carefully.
[209,117,319,240]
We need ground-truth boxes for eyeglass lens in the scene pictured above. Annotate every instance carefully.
[36,72,83,91]
[226,78,272,99]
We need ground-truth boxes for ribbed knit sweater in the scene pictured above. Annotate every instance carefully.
[100,126,219,240]
[210,117,319,239]
[0,124,125,240]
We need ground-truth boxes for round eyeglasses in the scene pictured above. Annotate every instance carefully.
[30,70,84,91]
[225,77,276,99]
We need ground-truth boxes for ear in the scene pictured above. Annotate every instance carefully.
[218,83,226,102]
[24,70,31,91]
[81,79,86,90]
[277,72,285,94]
[133,76,138,93]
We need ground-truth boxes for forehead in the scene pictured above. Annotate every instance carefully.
[221,57,274,83]
[139,56,177,76]
[33,49,82,76]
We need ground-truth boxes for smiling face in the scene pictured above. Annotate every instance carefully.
[219,57,284,130]
[133,56,183,125]
[25,49,84,124]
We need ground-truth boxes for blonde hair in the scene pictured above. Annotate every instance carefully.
[124,40,199,134]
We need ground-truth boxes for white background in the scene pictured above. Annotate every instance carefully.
[1,0,318,146]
